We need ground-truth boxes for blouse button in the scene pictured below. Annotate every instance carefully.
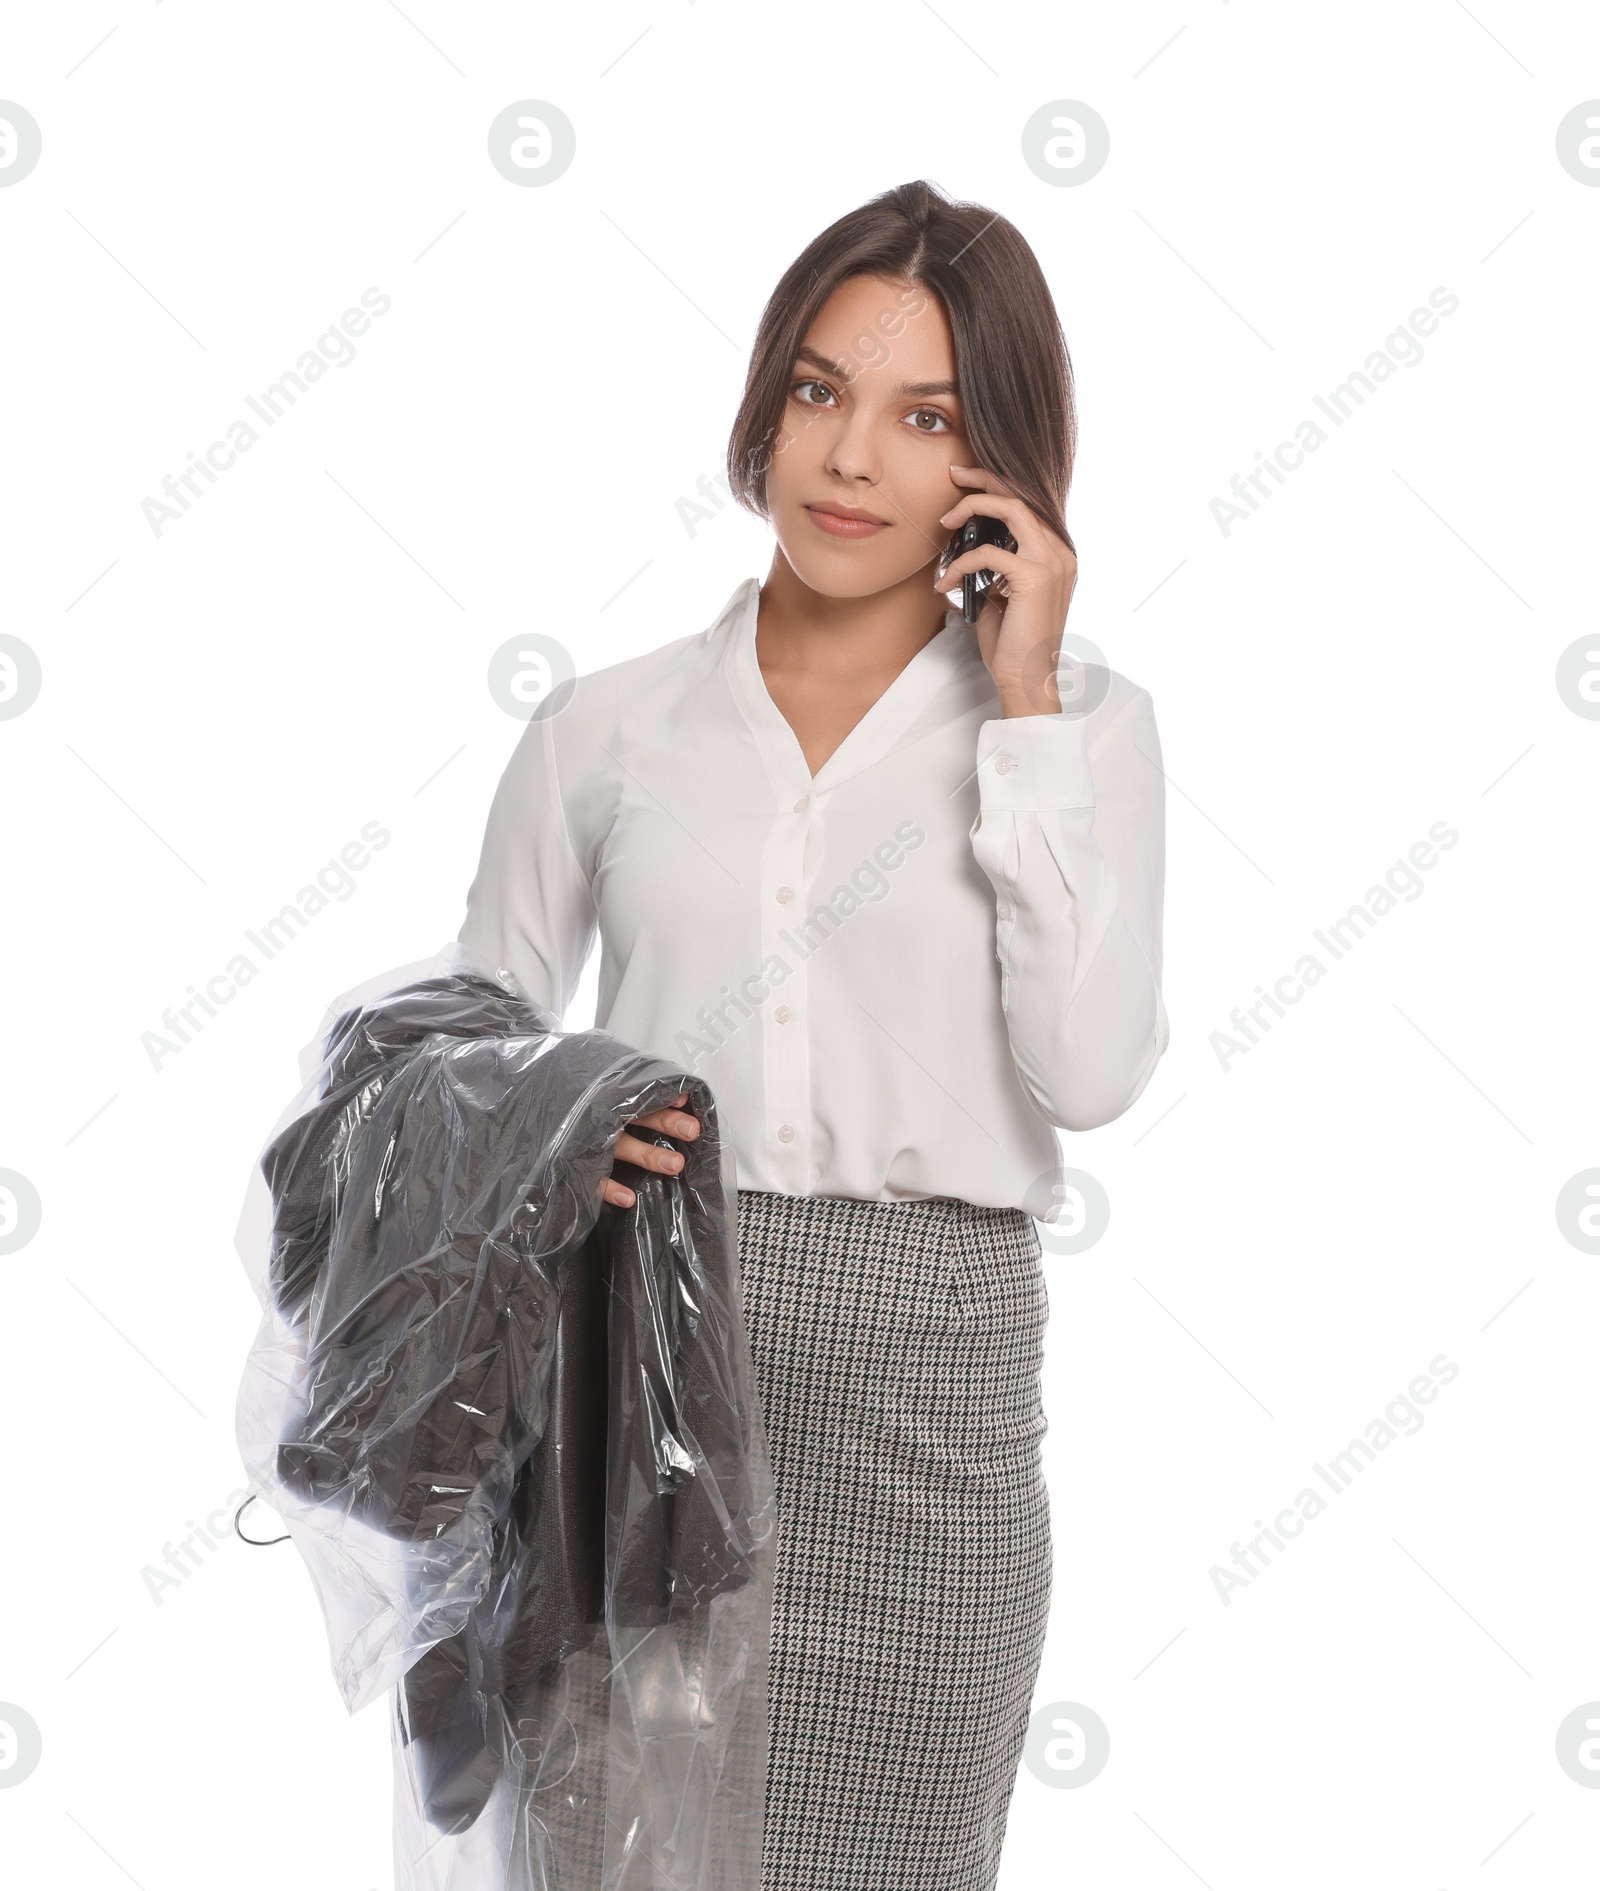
[775,885,795,904]
[777,1123,796,1143]
[997,900,1013,920]
[994,753,1017,775]
[774,1004,793,1023]
[793,796,809,813]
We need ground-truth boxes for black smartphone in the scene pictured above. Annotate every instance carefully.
[944,515,1018,625]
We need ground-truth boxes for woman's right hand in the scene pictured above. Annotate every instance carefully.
[602,1092,700,1208]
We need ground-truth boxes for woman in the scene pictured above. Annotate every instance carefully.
[459,177,1168,1890]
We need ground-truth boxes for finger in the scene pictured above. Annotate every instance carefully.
[602,1177,636,1208]
[628,1105,701,1139]
[614,1132,686,1175]
[646,1096,703,1134]
[946,463,1017,494]
[938,488,1043,550]
[937,545,1031,590]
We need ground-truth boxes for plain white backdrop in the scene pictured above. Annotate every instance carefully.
[2,3,1598,1886]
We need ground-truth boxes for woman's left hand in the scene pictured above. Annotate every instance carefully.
[936,464,1078,718]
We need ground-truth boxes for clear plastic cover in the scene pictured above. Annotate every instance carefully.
[233,940,775,1890]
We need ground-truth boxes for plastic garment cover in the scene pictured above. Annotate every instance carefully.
[233,943,775,1890]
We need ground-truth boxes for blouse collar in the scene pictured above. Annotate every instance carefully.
[718,575,974,800]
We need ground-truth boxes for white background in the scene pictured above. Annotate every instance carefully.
[2,3,1597,1887]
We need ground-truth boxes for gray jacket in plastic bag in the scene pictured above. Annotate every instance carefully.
[233,943,776,1890]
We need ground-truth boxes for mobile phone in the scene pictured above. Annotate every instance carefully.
[944,515,1018,625]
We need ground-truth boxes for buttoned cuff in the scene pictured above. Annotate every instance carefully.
[976,715,1095,811]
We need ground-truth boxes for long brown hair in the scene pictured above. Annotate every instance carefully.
[726,178,1077,554]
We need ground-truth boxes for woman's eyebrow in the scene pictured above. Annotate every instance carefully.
[793,345,959,399]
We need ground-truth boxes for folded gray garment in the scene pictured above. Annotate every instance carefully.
[258,973,759,1834]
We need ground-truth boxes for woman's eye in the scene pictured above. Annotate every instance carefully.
[794,379,836,406]
[909,408,951,433]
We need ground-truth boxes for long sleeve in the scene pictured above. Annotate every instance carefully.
[967,685,1169,1132]
[448,575,1170,1208]
[458,713,598,1016]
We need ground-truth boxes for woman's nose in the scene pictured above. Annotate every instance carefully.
[822,417,881,484]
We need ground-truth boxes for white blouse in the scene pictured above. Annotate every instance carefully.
[457,575,1169,1213]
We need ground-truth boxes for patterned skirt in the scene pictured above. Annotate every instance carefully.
[733,1189,1053,1891]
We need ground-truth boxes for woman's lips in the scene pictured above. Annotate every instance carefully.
[805,504,888,539]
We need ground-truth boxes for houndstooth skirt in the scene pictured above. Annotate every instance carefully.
[732,1189,1053,1891]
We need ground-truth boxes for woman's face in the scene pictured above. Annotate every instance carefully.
[763,273,973,600]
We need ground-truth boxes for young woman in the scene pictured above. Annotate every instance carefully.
[459,177,1168,1891]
